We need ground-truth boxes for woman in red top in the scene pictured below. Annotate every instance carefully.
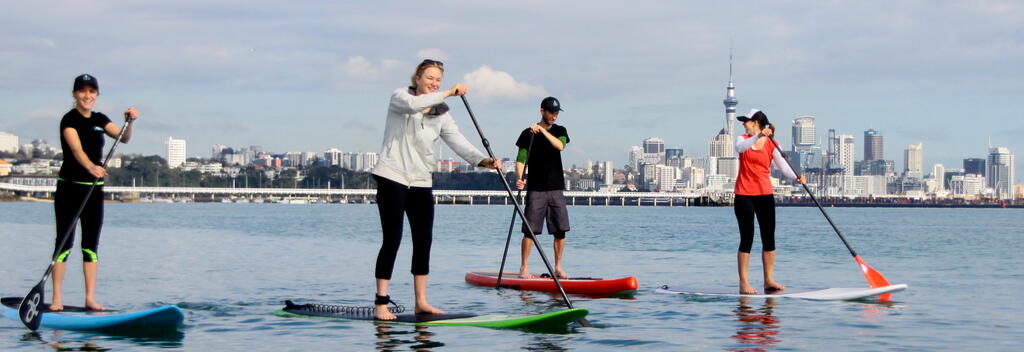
[734,110,805,294]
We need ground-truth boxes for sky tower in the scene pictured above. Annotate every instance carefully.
[723,51,738,146]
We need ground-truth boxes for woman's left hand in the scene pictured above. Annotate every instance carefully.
[796,175,807,184]
[124,107,139,121]
[761,127,774,137]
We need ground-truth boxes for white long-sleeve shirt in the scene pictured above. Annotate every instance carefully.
[371,87,487,187]
[735,134,799,181]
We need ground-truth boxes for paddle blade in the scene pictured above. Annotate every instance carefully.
[18,282,46,331]
[854,256,891,289]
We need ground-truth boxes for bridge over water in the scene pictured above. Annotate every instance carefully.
[0,183,717,206]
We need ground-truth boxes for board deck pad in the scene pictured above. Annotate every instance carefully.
[2,297,104,312]
[276,300,588,330]
[656,284,908,300]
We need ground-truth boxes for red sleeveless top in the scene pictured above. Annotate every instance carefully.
[735,134,775,196]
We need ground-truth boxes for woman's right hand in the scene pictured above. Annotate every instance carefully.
[516,179,526,190]
[87,164,107,178]
[446,83,468,97]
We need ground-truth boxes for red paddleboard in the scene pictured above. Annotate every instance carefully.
[465,271,638,295]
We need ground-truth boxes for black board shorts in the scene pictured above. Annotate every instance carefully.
[521,190,570,239]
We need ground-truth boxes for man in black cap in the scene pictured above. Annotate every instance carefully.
[514,96,571,279]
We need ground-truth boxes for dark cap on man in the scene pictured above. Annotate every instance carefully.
[541,96,563,113]
[73,74,98,91]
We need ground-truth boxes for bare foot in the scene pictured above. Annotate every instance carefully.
[554,267,569,279]
[85,299,106,311]
[740,283,758,295]
[374,304,396,320]
[519,267,536,279]
[49,298,64,311]
[414,302,444,315]
[764,280,785,293]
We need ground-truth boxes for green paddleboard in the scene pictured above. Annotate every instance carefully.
[274,300,588,330]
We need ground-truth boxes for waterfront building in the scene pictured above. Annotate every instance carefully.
[905,143,923,176]
[0,131,19,153]
[864,129,883,161]
[950,174,986,197]
[681,166,705,189]
[0,160,11,176]
[166,137,187,168]
[717,157,739,179]
[656,165,676,192]
[791,116,816,152]
[324,148,342,167]
[987,147,1015,199]
[705,174,731,191]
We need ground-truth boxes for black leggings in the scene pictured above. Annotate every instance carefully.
[374,175,434,280]
[734,194,776,253]
[53,181,104,262]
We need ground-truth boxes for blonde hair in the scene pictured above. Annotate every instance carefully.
[410,59,444,88]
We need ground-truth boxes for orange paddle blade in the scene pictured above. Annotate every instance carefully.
[854,255,891,288]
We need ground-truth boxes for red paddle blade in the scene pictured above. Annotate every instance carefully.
[854,256,891,288]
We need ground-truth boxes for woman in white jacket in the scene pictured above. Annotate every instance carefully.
[371,59,501,320]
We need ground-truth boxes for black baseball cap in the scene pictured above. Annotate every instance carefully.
[737,109,767,123]
[540,96,563,113]
[73,74,98,91]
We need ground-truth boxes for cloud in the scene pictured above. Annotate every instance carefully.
[416,48,449,61]
[462,66,547,101]
[340,56,404,79]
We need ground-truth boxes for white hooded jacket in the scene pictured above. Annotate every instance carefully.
[371,87,487,187]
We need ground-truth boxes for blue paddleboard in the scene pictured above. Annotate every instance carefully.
[2,297,184,332]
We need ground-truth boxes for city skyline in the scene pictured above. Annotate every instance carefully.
[0,2,1021,182]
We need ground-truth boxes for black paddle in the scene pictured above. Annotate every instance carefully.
[764,130,893,291]
[19,114,132,330]
[459,95,591,327]
[495,132,534,287]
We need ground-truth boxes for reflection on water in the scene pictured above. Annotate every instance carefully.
[374,324,443,351]
[17,328,185,350]
[727,297,780,352]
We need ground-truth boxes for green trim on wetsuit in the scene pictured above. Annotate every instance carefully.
[56,249,72,263]
[517,148,528,163]
[558,136,567,146]
[57,178,104,186]
[82,249,98,262]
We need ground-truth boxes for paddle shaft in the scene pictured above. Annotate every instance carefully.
[459,96,590,326]
[19,116,132,330]
[496,132,535,287]
[764,136,857,257]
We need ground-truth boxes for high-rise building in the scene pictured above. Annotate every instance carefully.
[165,137,187,168]
[665,148,684,160]
[708,129,732,158]
[603,161,614,185]
[643,137,665,165]
[791,116,816,152]
[963,158,986,176]
[988,147,1015,199]
[628,146,643,170]
[932,164,945,191]
[864,129,883,161]
[904,143,923,175]
[211,144,227,159]
[656,165,677,192]
[837,134,855,175]
[0,131,19,153]
[324,148,342,167]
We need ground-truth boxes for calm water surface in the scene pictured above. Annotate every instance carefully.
[0,202,1021,351]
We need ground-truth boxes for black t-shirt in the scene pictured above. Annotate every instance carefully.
[59,109,112,182]
[515,124,569,191]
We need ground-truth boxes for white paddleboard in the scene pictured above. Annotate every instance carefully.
[656,284,908,300]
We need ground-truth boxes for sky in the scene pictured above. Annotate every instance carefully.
[1,1,1021,182]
